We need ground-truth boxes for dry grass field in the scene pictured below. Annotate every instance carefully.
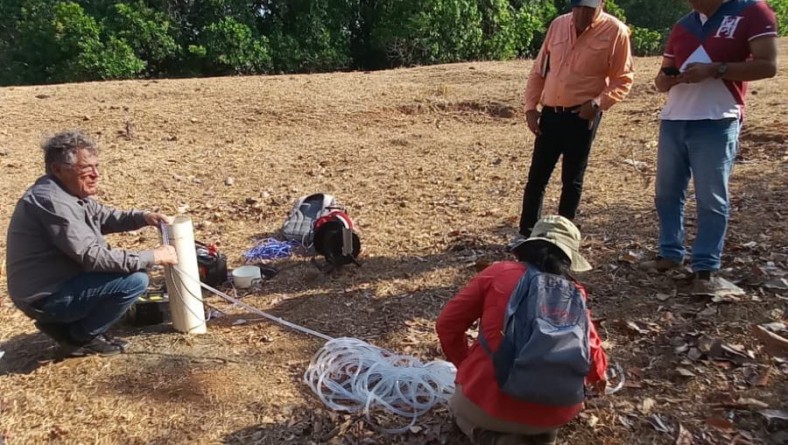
[0,40,786,445]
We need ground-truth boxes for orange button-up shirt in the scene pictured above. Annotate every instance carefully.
[524,12,634,111]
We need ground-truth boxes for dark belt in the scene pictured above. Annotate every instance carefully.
[542,105,581,113]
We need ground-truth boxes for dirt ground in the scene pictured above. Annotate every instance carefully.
[0,39,786,445]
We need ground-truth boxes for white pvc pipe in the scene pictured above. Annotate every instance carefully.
[164,216,207,334]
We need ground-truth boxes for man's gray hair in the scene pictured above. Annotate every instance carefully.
[43,130,98,174]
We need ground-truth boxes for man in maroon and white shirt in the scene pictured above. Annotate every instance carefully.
[642,0,778,295]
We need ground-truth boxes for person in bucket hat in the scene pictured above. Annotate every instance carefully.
[437,215,606,445]
[509,215,591,272]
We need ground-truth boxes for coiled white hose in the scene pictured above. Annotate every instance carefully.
[304,337,457,433]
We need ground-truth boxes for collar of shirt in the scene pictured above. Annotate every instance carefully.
[570,11,605,42]
[698,0,732,24]
[47,174,88,206]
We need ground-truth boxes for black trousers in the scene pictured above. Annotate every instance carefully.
[518,107,601,236]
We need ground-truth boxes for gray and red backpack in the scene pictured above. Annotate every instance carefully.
[282,193,361,267]
[479,265,591,406]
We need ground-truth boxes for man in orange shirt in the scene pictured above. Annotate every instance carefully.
[517,0,634,238]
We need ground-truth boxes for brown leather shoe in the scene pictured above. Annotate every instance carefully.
[691,271,745,297]
[639,256,681,273]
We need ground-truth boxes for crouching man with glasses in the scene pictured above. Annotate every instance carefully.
[6,130,178,357]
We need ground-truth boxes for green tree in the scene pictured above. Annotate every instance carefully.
[8,1,144,84]
[604,0,627,21]
[767,0,787,36]
[189,17,272,75]
[261,0,354,72]
[103,2,180,76]
[477,0,518,60]
[369,0,484,67]
[510,0,558,57]
[616,0,689,34]
[2,0,776,85]
[630,26,663,56]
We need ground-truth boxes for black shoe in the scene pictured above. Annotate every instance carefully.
[525,430,558,445]
[69,336,123,357]
[98,333,129,351]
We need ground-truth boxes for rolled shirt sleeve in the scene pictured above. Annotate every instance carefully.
[597,26,634,111]
[523,22,554,111]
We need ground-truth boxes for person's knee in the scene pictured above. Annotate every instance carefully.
[561,175,583,189]
[654,184,684,206]
[697,200,729,218]
[654,193,674,208]
[525,174,550,190]
[694,187,729,216]
[125,272,149,297]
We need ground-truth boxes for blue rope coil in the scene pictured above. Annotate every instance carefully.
[244,238,299,261]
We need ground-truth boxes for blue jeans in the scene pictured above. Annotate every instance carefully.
[655,119,740,272]
[34,272,148,343]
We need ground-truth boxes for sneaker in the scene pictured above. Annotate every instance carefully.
[526,430,558,445]
[639,256,682,273]
[69,336,123,357]
[691,271,745,297]
[473,429,557,445]
[98,333,129,351]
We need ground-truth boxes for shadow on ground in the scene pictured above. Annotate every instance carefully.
[221,405,469,445]
[0,331,62,376]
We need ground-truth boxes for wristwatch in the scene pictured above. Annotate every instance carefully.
[714,63,728,79]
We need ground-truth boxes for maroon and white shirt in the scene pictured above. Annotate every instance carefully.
[661,0,778,121]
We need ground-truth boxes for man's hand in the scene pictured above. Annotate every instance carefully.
[680,63,717,84]
[525,109,541,136]
[655,71,682,92]
[144,212,173,227]
[153,245,178,266]
[577,100,599,121]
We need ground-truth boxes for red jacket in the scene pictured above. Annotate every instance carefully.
[436,261,608,427]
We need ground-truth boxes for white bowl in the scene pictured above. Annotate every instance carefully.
[232,265,261,289]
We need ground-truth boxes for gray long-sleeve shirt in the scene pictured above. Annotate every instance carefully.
[6,175,155,306]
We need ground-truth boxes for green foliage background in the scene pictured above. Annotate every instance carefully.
[0,0,782,85]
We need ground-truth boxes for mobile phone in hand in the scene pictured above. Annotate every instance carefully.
[661,66,681,77]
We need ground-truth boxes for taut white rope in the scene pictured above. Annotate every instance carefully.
[172,266,455,431]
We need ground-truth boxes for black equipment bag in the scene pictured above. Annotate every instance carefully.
[196,241,228,287]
